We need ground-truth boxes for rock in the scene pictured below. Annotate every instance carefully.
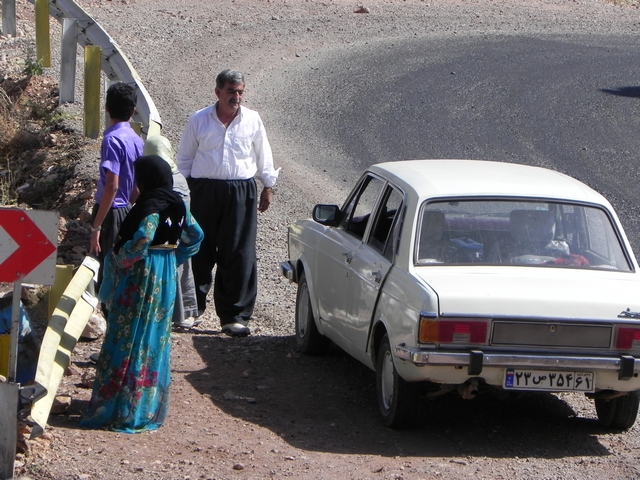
[81,312,107,340]
[78,209,92,224]
[78,190,94,201]
[81,369,96,388]
[232,464,244,471]
[65,364,81,376]
[51,394,72,414]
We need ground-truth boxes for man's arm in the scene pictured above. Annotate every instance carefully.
[254,117,279,213]
[259,187,273,213]
[90,171,118,255]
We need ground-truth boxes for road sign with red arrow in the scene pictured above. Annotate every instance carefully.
[0,209,58,285]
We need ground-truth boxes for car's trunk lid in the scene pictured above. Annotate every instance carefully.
[415,266,640,321]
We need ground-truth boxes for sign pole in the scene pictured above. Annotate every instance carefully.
[0,208,57,479]
[7,280,21,383]
[1,282,19,480]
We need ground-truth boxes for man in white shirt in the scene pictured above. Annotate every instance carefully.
[176,69,279,337]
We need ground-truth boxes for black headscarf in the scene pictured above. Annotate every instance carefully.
[113,155,186,254]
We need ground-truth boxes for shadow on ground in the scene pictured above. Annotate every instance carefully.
[600,86,640,98]
[184,333,612,460]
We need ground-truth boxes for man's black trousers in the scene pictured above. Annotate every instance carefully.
[187,177,257,326]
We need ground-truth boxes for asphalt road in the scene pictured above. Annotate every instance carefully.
[261,33,640,251]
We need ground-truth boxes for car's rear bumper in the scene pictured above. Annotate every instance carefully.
[394,345,639,380]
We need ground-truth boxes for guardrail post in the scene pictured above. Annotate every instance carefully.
[25,0,163,136]
[59,18,77,104]
[35,0,51,67]
[2,0,16,36]
[84,45,101,139]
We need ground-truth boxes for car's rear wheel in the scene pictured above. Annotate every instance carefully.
[376,333,420,428]
[595,391,640,430]
[295,272,329,355]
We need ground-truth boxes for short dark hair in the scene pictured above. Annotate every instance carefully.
[106,82,137,121]
[216,69,245,89]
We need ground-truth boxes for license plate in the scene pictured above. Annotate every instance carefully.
[504,369,594,392]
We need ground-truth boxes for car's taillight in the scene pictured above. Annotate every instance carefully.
[419,316,489,345]
[615,327,640,350]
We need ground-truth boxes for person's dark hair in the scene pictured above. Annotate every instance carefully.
[106,82,138,121]
[216,69,245,89]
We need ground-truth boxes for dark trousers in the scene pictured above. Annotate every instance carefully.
[188,178,258,326]
[91,203,130,292]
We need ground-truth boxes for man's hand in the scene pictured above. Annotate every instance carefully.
[259,187,273,213]
[90,230,101,256]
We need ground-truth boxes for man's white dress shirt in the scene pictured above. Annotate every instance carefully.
[176,104,279,188]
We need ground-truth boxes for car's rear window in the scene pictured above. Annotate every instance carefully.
[416,200,632,271]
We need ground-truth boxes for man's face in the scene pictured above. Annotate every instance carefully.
[215,82,244,113]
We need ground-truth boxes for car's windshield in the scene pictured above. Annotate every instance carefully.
[416,199,631,271]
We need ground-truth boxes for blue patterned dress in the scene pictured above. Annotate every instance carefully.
[80,209,203,433]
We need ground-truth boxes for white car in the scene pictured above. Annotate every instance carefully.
[281,159,640,429]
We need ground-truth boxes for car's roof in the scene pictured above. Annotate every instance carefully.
[370,159,607,204]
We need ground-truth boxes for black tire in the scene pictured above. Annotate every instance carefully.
[595,390,640,430]
[375,333,420,428]
[295,272,330,355]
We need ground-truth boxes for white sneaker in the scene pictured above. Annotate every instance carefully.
[221,323,250,337]
[175,317,195,329]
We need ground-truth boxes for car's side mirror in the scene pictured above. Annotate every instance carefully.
[313,204,340,225]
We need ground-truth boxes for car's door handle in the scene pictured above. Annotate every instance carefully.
[342,252,354,264]
[372,268,383,284]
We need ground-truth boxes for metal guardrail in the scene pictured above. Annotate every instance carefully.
[26,0,162,137]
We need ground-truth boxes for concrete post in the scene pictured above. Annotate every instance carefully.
[1,0,16,37]
[59,18,78,104]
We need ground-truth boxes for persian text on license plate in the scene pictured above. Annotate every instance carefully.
[504,369,594,392]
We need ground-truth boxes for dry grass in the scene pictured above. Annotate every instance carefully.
[0,85,20,205]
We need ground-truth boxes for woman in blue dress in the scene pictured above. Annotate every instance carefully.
[81,155,203,433]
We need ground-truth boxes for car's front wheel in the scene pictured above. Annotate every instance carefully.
[595,390,640,430]
[295,272,329,355]
[376,333,420,428]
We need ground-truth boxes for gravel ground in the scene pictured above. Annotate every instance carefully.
[4,0,640,478]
